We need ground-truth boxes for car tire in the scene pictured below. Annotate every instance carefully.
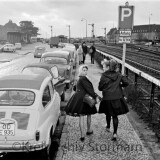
[40,133,53,160]
[61,91,65,101]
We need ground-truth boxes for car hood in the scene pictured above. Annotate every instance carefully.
[0,107,38,143]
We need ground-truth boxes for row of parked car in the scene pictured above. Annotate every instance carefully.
[0,43,22,52]
[0,42,77,159]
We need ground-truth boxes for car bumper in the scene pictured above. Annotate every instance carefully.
[0,141,46,152]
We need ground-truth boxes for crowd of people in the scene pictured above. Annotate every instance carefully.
[65,42,129,142]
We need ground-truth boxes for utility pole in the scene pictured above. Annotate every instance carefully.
[49,25,53,37]
[102,27,106,44]
[66,25,70,43]
[88,23,94,38]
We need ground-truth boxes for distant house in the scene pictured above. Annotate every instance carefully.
[57,35,67,43]
[0,20,29,44]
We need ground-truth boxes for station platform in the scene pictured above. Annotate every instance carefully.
[55,54,153,160]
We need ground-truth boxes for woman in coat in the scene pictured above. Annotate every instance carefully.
[65,65,99,141]
[77,45,83,65]
[98,59,129,141]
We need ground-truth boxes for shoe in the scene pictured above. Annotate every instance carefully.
[80,137,85,141]
[106,127,110,132]
[86,131,93,135]
[111,134,117,141]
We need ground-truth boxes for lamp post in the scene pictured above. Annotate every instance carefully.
[66,25,70,43]
[81,18,87,38]
[148,13,152,43]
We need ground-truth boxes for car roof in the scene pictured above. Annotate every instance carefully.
[42,51,70,59]
[35,46,46,49]
[23,63,57,71]
[0,74,49,90]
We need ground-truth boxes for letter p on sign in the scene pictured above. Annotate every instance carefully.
[118,6,134,29]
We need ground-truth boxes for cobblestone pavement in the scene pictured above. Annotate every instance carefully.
[55,54,154,160]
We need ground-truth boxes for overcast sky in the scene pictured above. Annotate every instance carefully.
[0,0,159,38]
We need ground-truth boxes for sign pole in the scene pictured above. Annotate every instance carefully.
[122,43,126,75]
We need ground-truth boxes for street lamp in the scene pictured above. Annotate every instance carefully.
[66,25,70,43]
[148,13,152,43]
[81,18,87,38]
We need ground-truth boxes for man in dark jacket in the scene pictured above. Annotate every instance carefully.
[89,42,96,64]
[82,42,88,64]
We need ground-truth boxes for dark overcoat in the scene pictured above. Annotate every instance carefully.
[98,71,129,116]
[65,76,97,116]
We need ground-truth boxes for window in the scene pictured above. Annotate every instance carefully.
[42,85,51,107]
[48,81,54,98]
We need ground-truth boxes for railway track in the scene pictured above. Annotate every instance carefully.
[95,43,160,79]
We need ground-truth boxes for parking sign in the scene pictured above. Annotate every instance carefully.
[118,5,134,29]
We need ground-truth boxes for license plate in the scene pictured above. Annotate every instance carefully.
[0,123,15,136]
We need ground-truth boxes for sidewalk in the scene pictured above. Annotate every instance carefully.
[55,54,153,160]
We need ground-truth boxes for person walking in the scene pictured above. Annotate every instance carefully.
[82,42,88,64]
[98,59,129,141]
[65,65,100,141]
[77,45,83,65]
[89,42,96,64]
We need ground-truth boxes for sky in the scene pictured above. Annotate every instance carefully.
[0,0,160,38]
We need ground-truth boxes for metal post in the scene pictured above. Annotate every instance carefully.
[149,83,156,122]
[49,25,53,37]
[126,68,129,77]
[135,73,138,87]
[67,25,70,43]
[81,18,87,38]
[122,43,126,75]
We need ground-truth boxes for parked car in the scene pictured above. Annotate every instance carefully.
[15,43,22,50]
[58,42,65,48]
[40,51,73,89]
[2,44,16,52]
[22,63,66,101]
[0,74,61,159]
[61,47,77,69]
[34,46,46,58]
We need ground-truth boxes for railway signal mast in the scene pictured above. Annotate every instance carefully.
[49,25,53,37]
[88,23,95,39]
[102,27,106,44]
[118,1,134,74]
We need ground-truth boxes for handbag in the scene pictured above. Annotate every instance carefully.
[83,94,96,107]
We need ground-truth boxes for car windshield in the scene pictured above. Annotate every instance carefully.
[0,90,35,106]
[44,57,67,65]
[22,67,51,77]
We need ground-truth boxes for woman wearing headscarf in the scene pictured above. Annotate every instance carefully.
[77,45,83,65]
[98,59,129,141]
[65,65,100,141]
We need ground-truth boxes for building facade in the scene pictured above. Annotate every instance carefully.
[107,24,160,43]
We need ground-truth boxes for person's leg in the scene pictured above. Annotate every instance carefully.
[112,115,118,140]
[106,114,111,132]
[91,55,93,64]
[79,116,85,139]
[87,115,93,133]
[112,116,118,134]
[92,54,95,64]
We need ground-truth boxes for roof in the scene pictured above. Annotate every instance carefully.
[23,63,57,70]
[42,51,70,59]
[0,75,48,90]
